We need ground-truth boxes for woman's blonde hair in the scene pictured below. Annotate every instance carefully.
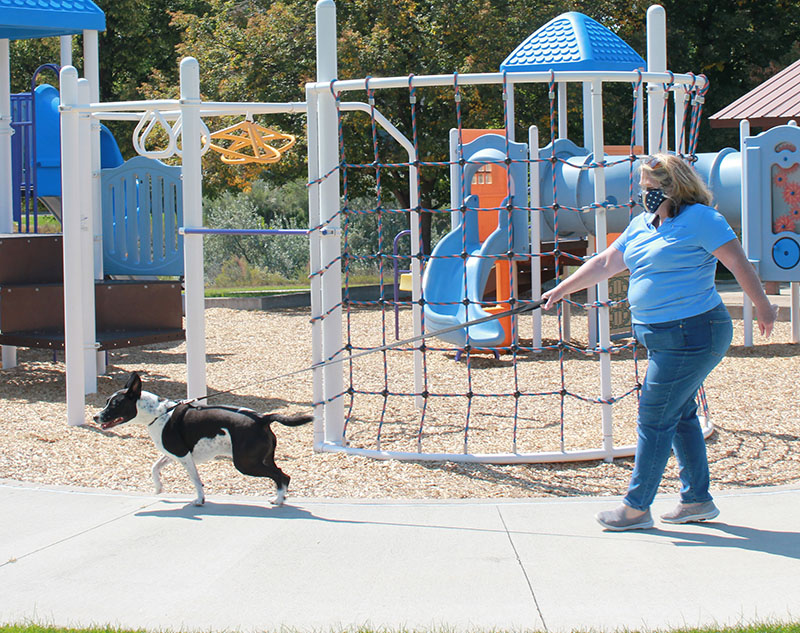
[640,153,713,215]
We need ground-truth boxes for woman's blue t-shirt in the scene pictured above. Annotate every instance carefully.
[611,203,737,324]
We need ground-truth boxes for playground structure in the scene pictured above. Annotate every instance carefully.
[0,3,186,396]
[1,1,799,462]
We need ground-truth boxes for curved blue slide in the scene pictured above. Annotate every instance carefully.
[34,83,124,198]
[422,135,528,348]
[422,194,509,347]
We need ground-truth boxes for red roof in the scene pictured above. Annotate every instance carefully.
[709,58,800,128]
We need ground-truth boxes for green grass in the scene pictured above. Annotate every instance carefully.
[204,285,310,298]
[205,271,384,297]
[3,622,800,633]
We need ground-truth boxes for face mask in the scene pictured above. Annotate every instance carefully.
[641,188,667,214]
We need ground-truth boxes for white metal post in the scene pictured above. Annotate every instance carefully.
[0,39,16,370]
[316,0,345,445]
[635,83,645,150]
[60,36,72,67]
[449,128,460,231]
[590,78,614,461]
[557,83,567,140]
[739,120,754,347]
[306,84,325,450]
[646,5,667,155]
[180,57,207,400]
[77,79,97,394]
[674,87,687,154]
[83,30,104,280]
[60,67,86,425]
[409,131,423,410]
[506,83,515,142]
[0,39,12,234]
[582,82,592,149]
[529,125,542,349]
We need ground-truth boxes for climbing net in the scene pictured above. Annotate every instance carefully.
[308,70,711,463]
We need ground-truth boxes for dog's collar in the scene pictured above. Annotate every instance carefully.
[148,400,178,426]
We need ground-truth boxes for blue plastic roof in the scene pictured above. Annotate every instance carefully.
[500,12,645,73]
[0,0,105,41]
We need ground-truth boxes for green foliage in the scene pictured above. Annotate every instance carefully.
[203,178,309,285]
[8,0,800,259]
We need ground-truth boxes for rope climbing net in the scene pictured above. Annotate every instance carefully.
[306,69,711,463]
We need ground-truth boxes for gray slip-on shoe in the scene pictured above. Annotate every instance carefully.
[660,500,719,524]
[596,504,654,531]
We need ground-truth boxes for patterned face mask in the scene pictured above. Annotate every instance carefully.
[641,188,667,214]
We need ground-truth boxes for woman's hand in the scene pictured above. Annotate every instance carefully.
[541,286,564,311]
[540,246,626,311]
[755,302,778,338]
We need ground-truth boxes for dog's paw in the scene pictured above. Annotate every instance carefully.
[153,483,163,495]
[269,494,285,507]
[192,497,205,506]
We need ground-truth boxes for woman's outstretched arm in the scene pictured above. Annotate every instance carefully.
[541,246,627,310]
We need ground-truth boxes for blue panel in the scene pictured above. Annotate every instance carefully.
[500,12,644,73]
[742,125,800,281]
[101,157,184,277]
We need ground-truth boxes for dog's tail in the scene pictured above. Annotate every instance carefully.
[263,413,314,427]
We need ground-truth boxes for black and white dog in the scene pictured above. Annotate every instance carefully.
[93,372,313,506]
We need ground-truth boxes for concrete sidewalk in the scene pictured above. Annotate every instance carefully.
[1,479,799,633]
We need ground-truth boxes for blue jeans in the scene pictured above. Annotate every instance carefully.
[624,302,733,511]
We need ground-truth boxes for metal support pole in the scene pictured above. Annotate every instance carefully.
[77,79,97,394]
[0,39,15,369]
[83,30,104,279]
[646,5,667,155]
[316,0,345,445]
[529,125,542,349]
[180,57,207,401]
[740,120,754,347]
[306,84,325,450]
[449,128,460,231]
[557,82,567,140]
[0,39,12,234]
[60,36,72,67]
[409,130,423,410]
[506,83,515,142]
[60,67,86,425]
[590,78,614,461]
[582,82,592,150]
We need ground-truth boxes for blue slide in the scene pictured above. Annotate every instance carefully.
[34,83,124,198]
[422,135,528,348]
[422,193,512,347]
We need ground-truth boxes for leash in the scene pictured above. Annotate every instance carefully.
[165,298,546,412]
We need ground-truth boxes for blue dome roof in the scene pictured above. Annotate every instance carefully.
[500,12,645,73]
[0,0,105,41]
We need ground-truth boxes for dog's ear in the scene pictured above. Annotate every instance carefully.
[125,372,142,399]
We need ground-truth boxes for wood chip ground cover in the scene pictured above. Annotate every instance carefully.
[1,307,797,501]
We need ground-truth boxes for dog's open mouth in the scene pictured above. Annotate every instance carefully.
[100,417,124,430]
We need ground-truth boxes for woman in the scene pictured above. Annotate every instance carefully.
[541,153,777,531]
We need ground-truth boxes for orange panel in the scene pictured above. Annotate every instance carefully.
[461,130,516,349]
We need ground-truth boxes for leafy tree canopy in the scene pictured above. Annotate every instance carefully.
[8,0,800,209]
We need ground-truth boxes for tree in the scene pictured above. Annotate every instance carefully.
[170,0,568,249]
[582,0,800,152]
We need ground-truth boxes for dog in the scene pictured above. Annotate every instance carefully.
[93,372,313,506]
